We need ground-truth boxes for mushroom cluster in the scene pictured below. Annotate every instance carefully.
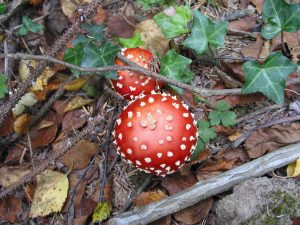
[112,48,163,100]
[113,93,198,176]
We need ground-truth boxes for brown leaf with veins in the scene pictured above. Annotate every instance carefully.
[198,158,239,173]
[0,165,31,187]
[245,123,300,158]
[62,109,87,133]
[161,173,197,195]
[107,16,136,38]
[241,37,264,59]
[0,196,22,223]
[0,111,13,136]
[229,16,257,32]
[250,0,263,13]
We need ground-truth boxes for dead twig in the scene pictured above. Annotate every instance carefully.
[109,142,300,225]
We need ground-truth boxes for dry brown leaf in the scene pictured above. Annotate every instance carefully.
[14,114,32,134]
[0,196,22,223]
[241,37,264,59]
[217,93,265,107]
[64,96,93,112]
[228,131,243,142]
[198,158,239,173]
[29,111,58,149]
[134,190,171,225]
[5,144,27,164]
[220,61,245,82]
[60,139,99,169]
[29,0,44,5]
[107,16,136,38]
[161,173,197,195]
[250,0,263,13]
[62,109,87,133]
[229,16,257,32]
[61,0,92,19]
[136,19,170,56]
[0,165,31,187]
[75,198,97,221]
[215,148,249,163]
[259,40,270,59]
[173,198,213,225]
[0,111,14,136]
[89,7,106,25]
[52,100,68,123]
[197,171,222,181]
[215,125,236,136]
[245,123,300,158]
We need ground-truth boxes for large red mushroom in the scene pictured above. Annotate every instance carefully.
[112,48,163,100]
[113,93,198,176]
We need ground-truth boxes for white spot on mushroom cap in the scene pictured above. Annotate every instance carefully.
[118,133,122,140]
[182,137,187,141]
[141,144,147,150]
[161,97,167,102]
[160,164,166,168]
[167,151,173,157]
[127,122,132,127]
[172,96,177,100]
[136,160,142,165]
[116,118,121,125]
[127,149,132,154]
[121,153,125,157]
[118,76,123,80]
[156,109,162,115]
[183,113,189,118]
[166,166,171,171]
[155,170,162,174]
[166,115,173,121]
[140,102,146,107]
[157,153,162,158]
[148,97,154,103]
[136,112,141,117]
[166,136,172,141]
[140,120,147,128]
[180,144,186,150]
[159,140,164,145]
[175,160,181,166]
[145,157,151,163]
[172,103,179,109]
[128,111,133,118]
[116,82,123,88]
[133,136,138,142]
[186,124,191,130]
[129,86,136,92]
[190,136,196,141]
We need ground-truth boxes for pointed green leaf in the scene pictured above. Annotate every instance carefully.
[183,10,228,55]
[262,0,300,39]
[159,49,194,93]
[82,23,104,41]
[153,6,192,38]
[118,32,144,48]
[197,119,217,143]
[0,74,7,99]
[242,51,297,104]
[81,42,120,79]
[72,34,92,46]
[63,43,84,77]
[22,16,43,33]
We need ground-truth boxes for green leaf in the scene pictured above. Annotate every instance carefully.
[81,42,120,79]
[92,202,111,223]
[209,101,237,127]
[0,74,7,99]
[18,26,28,36]
[220,111,237,127]
[0,3,7,14]
[82,23,104,41]
[159,49,194,93]
[118,32,144,48]
[72,34,92,46]
[137,0,162,10]
[21,16,43,34]
[190,139,205,161]
[215,100,231,111]
[63,43,84,77]
[197,119,217,143]
[262,0,300,39]
[153,6,192,38]
[183,10,228,55]
[208,110,221,126]
[242,51,297,104]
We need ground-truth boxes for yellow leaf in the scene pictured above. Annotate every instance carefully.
[64,96,93,112]
[228,131,242,142]
[14,114,32,134]
[64,77,88,91]
[29,170,69,218]
[136,19,170,56]
[0,166,31,187]
[19,60,38,81]
[92,202,111,223]
[286,157,300,177]
[14,93,38,116]
[31,67,56,91]
[37,120,54,129]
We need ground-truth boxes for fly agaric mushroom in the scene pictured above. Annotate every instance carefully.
[113,93,198,176]
[113,48,163,100]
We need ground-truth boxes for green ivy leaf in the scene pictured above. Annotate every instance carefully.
[63,43,84,77]
[72,35,92,46]
[82,23,104,41]
[209,101,237,127]
[153,6,192,38]
[18,16,43,36]
[118,32,144,48]
[262,0,300,39]
[137,0,162,10]
[81,42,120,79]
[92,202,111,223]
[190,139,205,161]
[0,74,7,99]
[242,51,297,104]
[197,119,217,143]
[0,3,7,14]
[159,49,194,93]
[183,10,228,55]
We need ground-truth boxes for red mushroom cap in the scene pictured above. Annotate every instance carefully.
[113,48,163,100]
[113,93,198,176]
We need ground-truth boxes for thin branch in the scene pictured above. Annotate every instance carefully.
[109,142,300,225]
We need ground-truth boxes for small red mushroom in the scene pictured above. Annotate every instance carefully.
[113,93,198,176]
[112,48,163,100]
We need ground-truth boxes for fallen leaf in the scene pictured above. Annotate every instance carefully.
[259,40,270,59]
[5,144,27,164]
[62,109,87,133]
[31,67,56,91]
[64,77,88,91]
[89,7,106,25]
[29,0,44,5]
[245,123,300,158]
[134,190,171,225]
[64,96,93,112]
[215,125,236,136]
[215,147,249,163]
[229,16,257,32]
[250,0,263,14]
[241,37,264,59]
[135,19,170,56]
[14,114,32,134]
[29,111,58,149]
[196,171,222,181]
[220,61,245,82]
[14,93,38,116]
[30,170,69,218]
[52,100,68,123]
[19,60,37,81]
[0,111,13,136]
[0,165,31,187]
[286,157,300,177]
[220,93,265,107]
[75,198,97,223]
[61,0,92,19]
[60,139,99,169]
[0,196,22,223]
[198,158,239,173]
[107,16,136,38]
[228,131,242,142]
[161,173,197,195]
[92,202,111,223]
[173,198,213,225]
